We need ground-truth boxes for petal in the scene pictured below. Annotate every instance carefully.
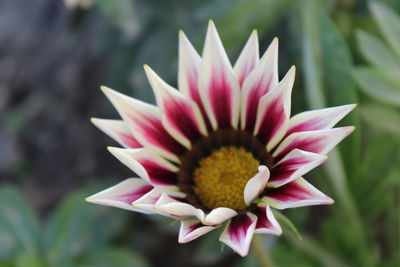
[144,65,207,148]
[133,188,185,215]
[273,126,355,161]
[178,31,211,130]
[219,213,257,257]
[91,118,142,148]
[264,177,334,209]
[254,66,295,150]
[241,38,279,132]
[253,206,282,235]
[199,20,241,130]
[178,219,217,243]
[100,86,185,162]
[155,193,205,220]
[85,178,154,214]
[108,147,179,187]
[268,149,327,188]
[244,166,270,206]
[233,30,259,87]
[286,104,356,137]
[202,207,238,226]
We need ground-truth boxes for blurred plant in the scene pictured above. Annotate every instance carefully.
[0,185,149,267]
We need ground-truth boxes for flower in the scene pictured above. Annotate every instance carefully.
[86,20,355,257]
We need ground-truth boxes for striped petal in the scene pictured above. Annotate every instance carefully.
[286,104,356,137]
[234,30,259,87]
[241,38,279,132]
[85,178,154,214]
[244,166,270,206]
[268,149,327,188]
[219,213,257,257]
[178,219,217,243]
[101,86,185,162]
[108,147,179,188]
[273,126,355,161]
[264,177,334,209]
[91,118,142,148]
[254,66,295,150]
[178,31,211,129]
[199,20,241,130]
[144,65,207,148]
[253,206,282,235]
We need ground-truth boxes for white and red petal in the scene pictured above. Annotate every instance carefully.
[155,194,205,219]
[101,86,185,162]
[219,213,257,257]
[254,66,295,150]
[107,147,179,188]
[91,118,142,148]
[244,166,270,206]
[241,38,279,132]
[273,126,355,161]
[233,30,259,87]
[268,149,327,188]
[199,20,241,130]
[285,104,356,137]
[264,177,334,209]
[178,31,211,130]
[253,206,282,235]
[85,178,154,214]
[178,219,217,243]
[144,65,207,148]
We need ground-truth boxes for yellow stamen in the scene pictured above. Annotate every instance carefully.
[192,146,260,211]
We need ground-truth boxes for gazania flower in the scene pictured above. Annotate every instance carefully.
[86,21,355,256]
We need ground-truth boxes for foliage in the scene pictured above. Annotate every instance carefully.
[0,185,148,267]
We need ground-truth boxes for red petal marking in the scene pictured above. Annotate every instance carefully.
[188,222,203,233]
[254,207,272,230]
[256,97,286,145]
[131,113,185,157]
[138,159,178,186]
[163,97,203,142]
[117,131,142,148]
[285,118,322,137]
[266,180,311,202]
[187,74,212,131]
[244,76,273,132]
[270,157,311,184]
[274,136,325,161]
[238,60,257,88]
[208,71,233,129]
[228,214,253,244]
[117,185,153,204]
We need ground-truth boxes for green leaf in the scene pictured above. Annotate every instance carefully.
[43,186,128,266]
[370,1,400,57]
[353,67,400,107]
[78,247,149,267]
[299,0,360,177]
[0,186,41,260]
[272,210,301,239]
[356,29,400,75]
[360,104,400,135]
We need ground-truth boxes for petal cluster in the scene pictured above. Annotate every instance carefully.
[87,21,355,256]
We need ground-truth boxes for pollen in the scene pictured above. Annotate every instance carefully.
[192,146,260,211]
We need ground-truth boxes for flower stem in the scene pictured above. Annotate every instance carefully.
[252,235,275,267]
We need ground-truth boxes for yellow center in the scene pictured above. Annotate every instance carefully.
[192,146,260,211]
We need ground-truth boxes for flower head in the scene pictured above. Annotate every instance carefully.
[86,21,355,257]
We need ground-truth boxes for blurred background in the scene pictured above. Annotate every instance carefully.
[0,0,399,266]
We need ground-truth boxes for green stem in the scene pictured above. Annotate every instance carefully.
[252,235,275,267]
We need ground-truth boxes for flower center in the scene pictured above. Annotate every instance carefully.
[192,146,260,211]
